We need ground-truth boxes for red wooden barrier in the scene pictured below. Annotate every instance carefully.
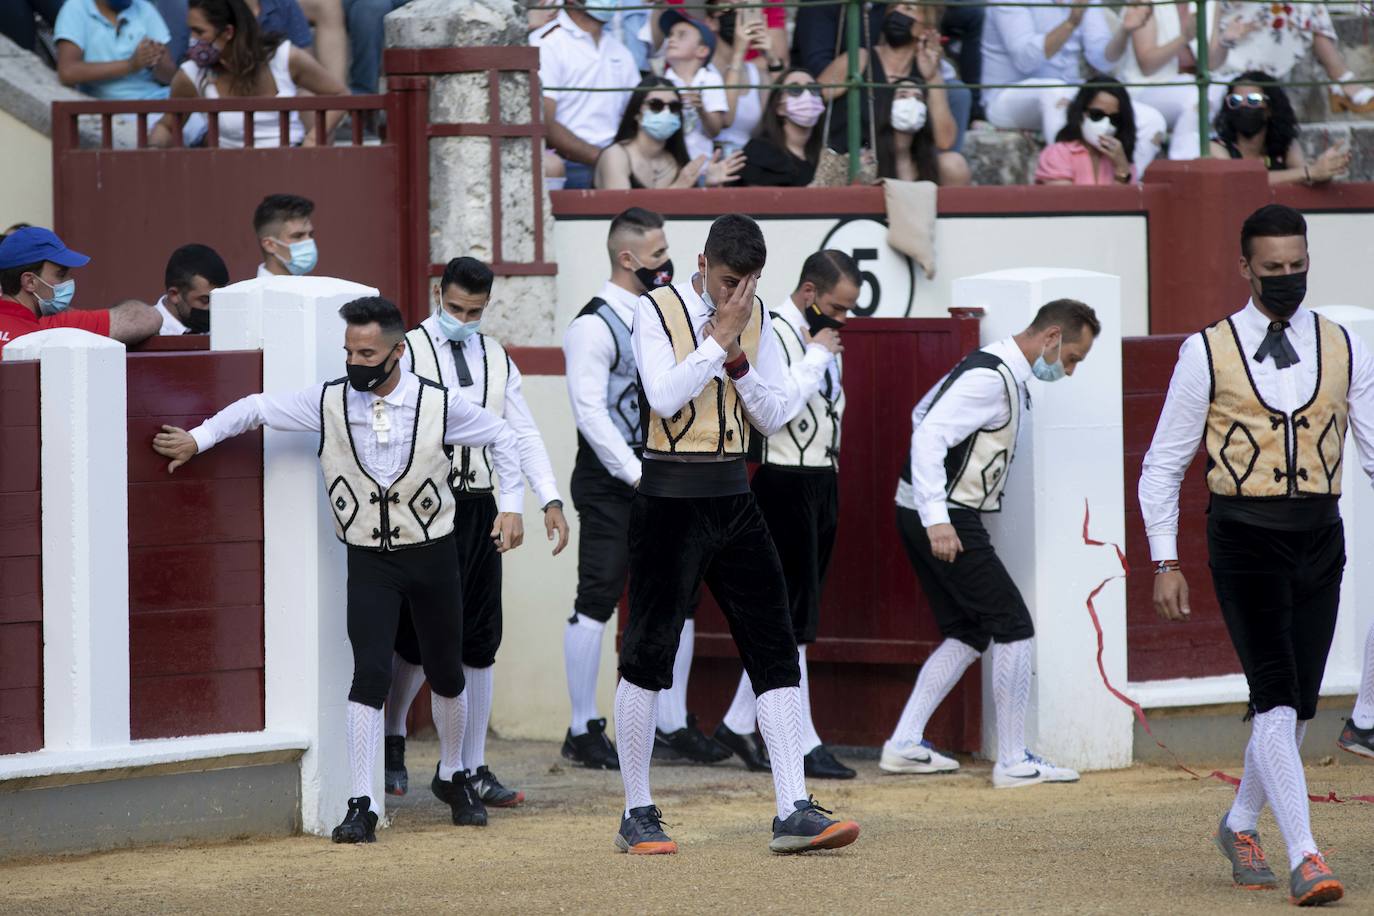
[125,349,266,739]
[0,360,42,755]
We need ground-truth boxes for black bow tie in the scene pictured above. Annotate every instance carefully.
[1253,320,1300,370]
[450,340,474,387]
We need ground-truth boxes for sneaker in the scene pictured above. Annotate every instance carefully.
[471,765,524,807]
[991,751,1079,789]
[384,735,408,797]
[1337,718,1374,760]
[712,723,771,771]
[769,797,860,854]
[653,714,731,764]
[1213,813,1278,889]
[330,796,378,844]
[431,766,488,827]
[804,745,856,780]
[879,739,960,775]
[561,718,620,770]
[1289,853,1343,906]
[615,805,677,855]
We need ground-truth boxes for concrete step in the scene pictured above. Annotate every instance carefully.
[962,126,1037,186]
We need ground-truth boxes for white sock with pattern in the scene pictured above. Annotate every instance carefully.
[347,701,383,801]
[615,678,658,816]
[1227,734,1266,833]
[1250,707,1319,869]
[889,639,980,747]
[656,619,694,734]
[564,613,605,735]
[798,646,823,753]
[384,655,426,737]
[992,639,1033,767]
[461,664,493,771]
[1353,619,1374,729]
[721,669,757,735]
[432,690,467,781]
[757,687,809,821]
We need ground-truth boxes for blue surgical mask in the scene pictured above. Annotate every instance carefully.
[36,276,76,315]
[276,237,318,276]
[437,308,481,342]
[641,110,682,142]
[583,0,618,22]
[1031,339,1066,382]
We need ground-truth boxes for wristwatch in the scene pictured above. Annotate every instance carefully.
[542,499,564,512]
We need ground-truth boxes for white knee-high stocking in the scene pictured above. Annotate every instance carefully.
[992,639,1033,767]
[757,687,809,821]
[347,701,383,800]
[615,678,658,815]
[564,612,606,735]
[721,669,757,735]
[384,654,427,737]
[656,620,694,733]
[1250,707,1319,869]
[889,639,980,747]
[431,690,467,781]
[462,664,494,770]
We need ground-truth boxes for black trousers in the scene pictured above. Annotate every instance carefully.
[394,494,502,669]
[752,465,839,644]
[896,505,1034,653]
[347,535,464,708]
[1208,517,1344,720]
[570,458,637,624]
[620,491,800,693]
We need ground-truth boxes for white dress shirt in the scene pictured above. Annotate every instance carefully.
[1139,301,1374,561]
[772,296,839,425]
[532,11,641,150]
[981,0,1118,110]
[633,275,797,443]
[256,263,276,280]
[563,280,643,485]
[416,315,561,508]
[188,369,526,513]
[154,296,188,336]
[664,63,730,162]
[896,337,1033,527]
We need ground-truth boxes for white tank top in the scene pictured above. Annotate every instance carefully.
[1116,2,1184,86]
[180,41,304,148]
[715,62,762,153]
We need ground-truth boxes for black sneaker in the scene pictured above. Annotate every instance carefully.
[1338,717,1374,760]
[384,735,408,796]
[471,765,524,807]
[804,744,857,780]
[769,797,860,854]
[614,805,677,855]
[561,718,620,770]
[653,714,731,764]
[431,766,488,826]
[331,796,378,844]
[712,722,771,771]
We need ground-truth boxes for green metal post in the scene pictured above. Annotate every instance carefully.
[1196,0,1210,157]
[846,0,862,180]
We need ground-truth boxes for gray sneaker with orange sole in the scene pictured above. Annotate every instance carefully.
[1289,853,1343,907]
[769,797,860,854]
[1214,813,1278,889]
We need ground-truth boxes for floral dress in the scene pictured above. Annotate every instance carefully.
[1206,1,1337,82]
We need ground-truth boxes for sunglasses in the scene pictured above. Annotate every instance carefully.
[784,84,821,98]
[1085,107,1123,128]
[644,99,684,114]
[1225,92,1267,110]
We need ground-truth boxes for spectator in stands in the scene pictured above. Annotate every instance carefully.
[659,10,727,162]
[658,0,788,66]
[0,0,63,54]
[253,193,318,277]
[0,227,160,351]
[1111,2,1202,160]
[341,0,402,95]
[153,0,190,61]
[149,0,347,149]
[981,0,1168,178]
[531,1,640,190]
[1210,71,1351,186]
[594,76,744,189]
[792,1,884,79]
[54,0,177,101]
[881,78,972,185]
[155,243,230,335]
[739,69,825,187]
[706,0,783,156]
[1035,80,1138,185]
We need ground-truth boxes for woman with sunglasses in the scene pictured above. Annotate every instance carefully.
[739,69,825,187]
[594,76,745,189]
[1035,81,1138,186]
[1210,73,1350,186]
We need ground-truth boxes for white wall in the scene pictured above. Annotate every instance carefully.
[0,109,53,228]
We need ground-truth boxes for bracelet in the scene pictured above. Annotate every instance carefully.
[724,353,750,380]
[767,59,785,73]
[1154,560,1182,576]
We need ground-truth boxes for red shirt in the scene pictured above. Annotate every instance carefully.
[0,298,112,351]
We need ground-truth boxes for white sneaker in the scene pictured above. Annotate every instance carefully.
[992,751,1080,789]
[879,739,960,774]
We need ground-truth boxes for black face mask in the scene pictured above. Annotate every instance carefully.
[805,302,846,334]
[1227,107,1267,139]
[884,12,916,47]
[182,307,211,334]
[716,10,736,46]
[1254,270,1307,320]
[634,258,674,292]
[347,345,400,393]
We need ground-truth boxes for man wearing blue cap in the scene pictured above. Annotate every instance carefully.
[0,227,160,351]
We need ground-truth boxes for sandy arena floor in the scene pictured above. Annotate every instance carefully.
[4,738,1372,915]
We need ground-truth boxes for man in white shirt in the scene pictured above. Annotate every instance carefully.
[886,300,1098,789]
[613,214,860,856]
[659,10,728,162]
[151,296,526,842]
[1140,205,1369,905]
[715,250,852,779]
[532,0,640,189]
[253,193,318,279]
[382,257,569,815]
[154,243,228,335]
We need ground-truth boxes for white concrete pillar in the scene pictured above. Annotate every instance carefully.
[3,329,130,750]
[952,269,1132,771]
[212,276,379,835]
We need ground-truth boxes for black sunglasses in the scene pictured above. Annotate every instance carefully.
[1085,107,1123,128]
[784,84,821,98]
[1225,92,1267,110]
[644,99,684,114]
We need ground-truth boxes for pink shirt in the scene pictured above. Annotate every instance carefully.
[1035,141,1135,186]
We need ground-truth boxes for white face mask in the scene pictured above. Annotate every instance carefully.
[1080,115,1117,150]
[890,97,927,133]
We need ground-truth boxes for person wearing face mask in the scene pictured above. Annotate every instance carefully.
[154,243,229,335]
[713,250,854,780]
[1036,81,1138,186]
[614,214,861,856]
[595,77,745,189]
[1209,72,1350,188]
[0,227,161,352]
[1140,205,1374,905]
[252,193,318,279]
[740,69,825,187]
[152,295,527,843]
[888,299,1099,788]
[381,257,569,812]
[54,0,176,102]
